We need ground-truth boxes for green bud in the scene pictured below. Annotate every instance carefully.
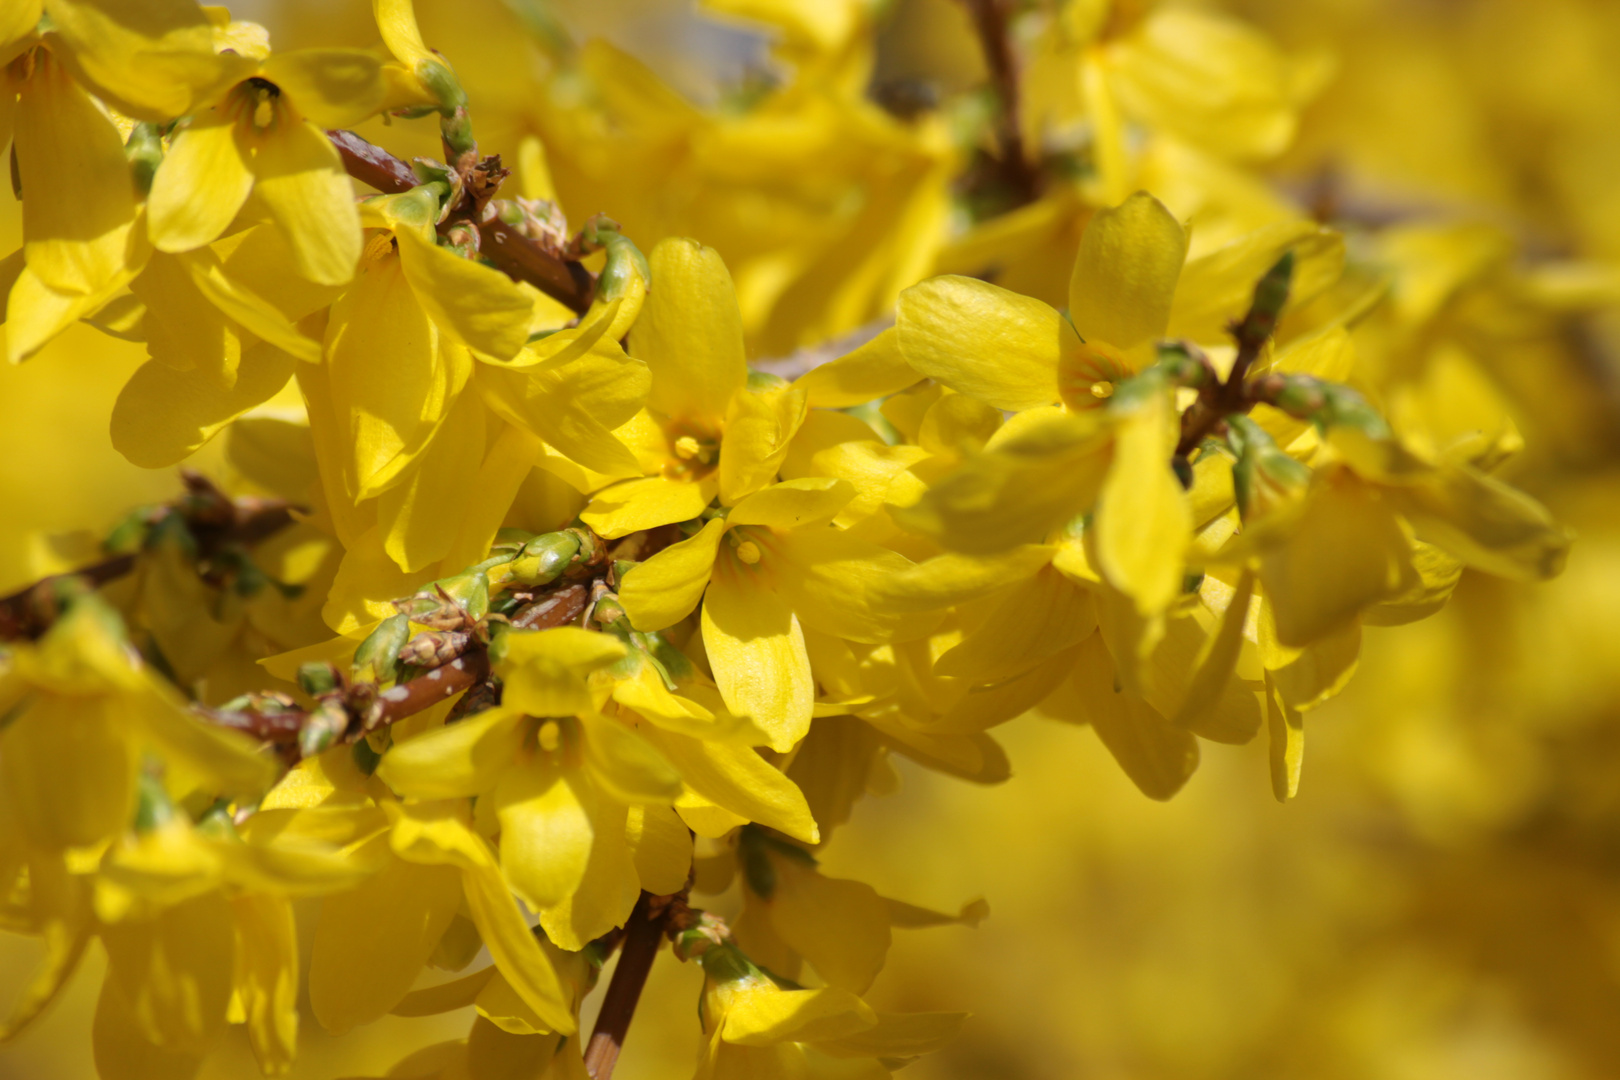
[1317,384,1395,441]
[1228,415,1312,524]
[1250,251,1295,329]
[134,770,175,833]
[595,231,650,305]
[352,736,383,776]
[430,570,490,620]
[354,613,411,684]
[125,121,164,197]
[103,507,157,555]
[642,630,696,684]
[144,511,197,559]
[296,661,342,699]
[298,700,350,759]
[746,370,790,392]
[509,530,582,587]
[738,826,777,899]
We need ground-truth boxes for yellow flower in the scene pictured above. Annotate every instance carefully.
[579,237,807,539]
[693,946,965,1080]
[618,477,918,751]
[146,47,386,286]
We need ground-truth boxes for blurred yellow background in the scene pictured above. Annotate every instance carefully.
[5,1,1620,1078]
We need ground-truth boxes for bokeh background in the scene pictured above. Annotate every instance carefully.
[5,1,1620,1078]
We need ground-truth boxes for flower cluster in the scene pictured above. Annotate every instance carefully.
[0,1,1586,1079]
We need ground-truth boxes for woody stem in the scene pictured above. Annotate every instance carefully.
[584,891,666,1080]
[959,0,1042,208]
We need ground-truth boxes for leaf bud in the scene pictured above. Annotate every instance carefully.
[354,613,411,684]
[297,661,343,699]
[298,699,350,759]
[1228,415,1312,525]
[509,530,583,587]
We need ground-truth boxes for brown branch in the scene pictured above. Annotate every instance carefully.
[327,129,597,315]
[959,0,1042,208]
[584,891,669,1080]
[1174,254,1295,459]
[0,473,301,642]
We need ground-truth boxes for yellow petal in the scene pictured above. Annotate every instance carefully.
[894,408,1110,553]
[582,714,683,804]
[251,116,360,286]
[626,802,693,895]
[41,0,243,120]
[181,246,323,363]
[15,49,138,296]
[1067,634,1199,800]
[895,275,1072,411]
[110,340,294,468]
[792,327,921,408]
[148,113,254,255]
[728,477,854,530]
[377,706,527,799]
[230,895,299,1075]
[498,628,627,717]
[478,337,649,478]
[258,48,386,129]
[639,725,819,844]
[1067,191,1187,357]
[814,1010,967,1059]
[1094,391,1192,615]
[770,526,924,644]
[396,225,533,360]
[1264,671,1304,802]
[720,983,876,1047]
[309,854,463,1034]
[934,566,1096,682]
[582,476,711,538]
[324,253,450,499]
[869,545,1057,614]
[101,892,235,1051]
[719,385,809,505]
[495,758,593,910]
[619,518,726,632]
[2,695,133,851]
[768,862,891,994]
[1386,462,1571,583]
[535,795,640,951]
[634,237,748,431]
[1259,471,1414,647]
[702,556,813,752]
[378,387,487,571]
[1168,221,1344,343]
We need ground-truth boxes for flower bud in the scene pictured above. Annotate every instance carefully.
[296,661,343,699]
[298,699,350,759]
[509,530,583,587]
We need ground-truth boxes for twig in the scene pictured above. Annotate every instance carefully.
[327,129,597,315]
[1174,253,1295,458]
[0,474,301,641]
[584,891,667,1080]
[959,0,1042,208]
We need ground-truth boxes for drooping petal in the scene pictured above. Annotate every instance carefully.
[396,225,532,360]
[14,48,139,296]
[495,758,594,912]
[770,526,923,645]
[767,861,891,994]
[230,895,299,1075]
[933,566,1096,682]
[110,340,295,468]
[720,983,876,1047]
[1094,388,1193,616]
[1065,633,1199,800]
[308,854,463,1034]
[100,891,236,1051]
[1067,191,1188,355]
[148,112,255,256]
[498,628,627,718]
[896,276,1074,411]
[727,478,854,531]
[378,387,487,571]
[639,725,819,844]
[702,555,813,752]
[478,338,649,478]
